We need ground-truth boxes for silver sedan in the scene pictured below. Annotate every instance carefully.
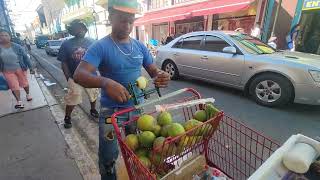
[156,31,320,107]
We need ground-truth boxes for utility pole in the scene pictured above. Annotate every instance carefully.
[0,0,12,34]
[271,0,282,36]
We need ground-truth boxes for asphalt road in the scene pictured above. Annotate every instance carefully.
[32,47,320,143]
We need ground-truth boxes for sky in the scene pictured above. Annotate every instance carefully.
[7,0,41,32]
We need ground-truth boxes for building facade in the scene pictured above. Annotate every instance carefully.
[59,0,111,39]
[0,0,13,34]
[41,0,65,35]
[135,0,269,45]
[292,0,320,54]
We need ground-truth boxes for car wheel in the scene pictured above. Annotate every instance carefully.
[249,74,293,107]
[163,60,179,80]
[46,51,49,55]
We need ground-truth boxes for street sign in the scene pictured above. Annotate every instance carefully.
[303,0,320,11]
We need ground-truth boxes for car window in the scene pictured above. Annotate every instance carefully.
[172,39,183,48]
[204,36,230,52]
[181,36,203,50]
[230,34,275,54]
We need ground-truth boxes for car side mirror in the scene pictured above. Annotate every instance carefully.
[223,46,237,54]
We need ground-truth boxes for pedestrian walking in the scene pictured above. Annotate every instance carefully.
[72,0,170,179]
[251,22,261,39]
[57,19,99,129]
[268,36,278,49]
[286,24,300,51]
[165,34,174,44]
[24,38,31,52]
[0,29,34,109]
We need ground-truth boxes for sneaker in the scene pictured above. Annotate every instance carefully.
[90,109,99,118]
[26,94,33,101]
[14,101,24,109]
[64,116,72,129]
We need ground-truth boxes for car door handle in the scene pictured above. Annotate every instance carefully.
[201,56,208,60]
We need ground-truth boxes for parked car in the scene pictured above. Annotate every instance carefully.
[35,35,49,49]
[45,40,62,56]
[156,31,320,107]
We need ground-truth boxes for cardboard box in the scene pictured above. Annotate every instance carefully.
[161,155,207,180]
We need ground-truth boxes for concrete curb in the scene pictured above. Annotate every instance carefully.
[37,75,100,180]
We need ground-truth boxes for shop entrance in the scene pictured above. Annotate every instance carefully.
[297,10,320,55]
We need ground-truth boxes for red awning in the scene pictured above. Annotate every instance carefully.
[135,0,254,26]
[192,0,253,17]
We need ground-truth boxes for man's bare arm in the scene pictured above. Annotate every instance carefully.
[61,61,72,80]
[73,61,105,88]
[73,61,131,103]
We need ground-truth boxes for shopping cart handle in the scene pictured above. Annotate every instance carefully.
[155,98,215,112]
[134,88,198,109]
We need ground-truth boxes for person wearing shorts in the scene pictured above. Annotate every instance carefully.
[58,19,99,129]
[0,29,34,109]
[73,0,170,179]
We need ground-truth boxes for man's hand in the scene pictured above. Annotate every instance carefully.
[154,71,170,88]
[103,78,131,103]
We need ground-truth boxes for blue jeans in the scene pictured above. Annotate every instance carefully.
[98,108,139,180]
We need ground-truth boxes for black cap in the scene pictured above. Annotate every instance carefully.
[67,19,87,35]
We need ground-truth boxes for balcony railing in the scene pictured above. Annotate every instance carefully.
[147,0,204,12]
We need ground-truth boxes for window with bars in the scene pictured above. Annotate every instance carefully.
[149,0,170,10]
[174,0,193,5]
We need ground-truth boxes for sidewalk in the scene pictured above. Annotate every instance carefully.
[0,74,46,117]
[0,74,83,179]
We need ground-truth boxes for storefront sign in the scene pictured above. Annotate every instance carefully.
[303,0,320,11]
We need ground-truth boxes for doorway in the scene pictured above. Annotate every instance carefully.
[297,10,320,54]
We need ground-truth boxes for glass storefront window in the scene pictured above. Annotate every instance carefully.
[296,10,320,55]
[175,21,204,35]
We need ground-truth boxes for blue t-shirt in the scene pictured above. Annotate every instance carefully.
[83,36,153,108]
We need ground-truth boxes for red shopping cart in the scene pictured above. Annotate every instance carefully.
[111,88,280,180]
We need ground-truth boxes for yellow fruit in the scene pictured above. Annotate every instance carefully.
[125,134,139,151]
[184,119,203,136]
[136,76,148,89]
[137,114,156,131]
[201,123,213,137]
[160,125,170,137]
[168,123,185,137]
[150,153,162,167]
[153,125,161,137]
[135,148,148,157]
[194,110,207,122]
[153,137,166,152]
[139,156,151,169]
[157,111,172,126]
[139,131,156,148]
[177,136,203,153]
[205,104,220,119]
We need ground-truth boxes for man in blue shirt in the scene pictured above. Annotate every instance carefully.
[73,0,170,179]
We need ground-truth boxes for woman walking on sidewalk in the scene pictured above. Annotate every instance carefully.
[0,29,34,109]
